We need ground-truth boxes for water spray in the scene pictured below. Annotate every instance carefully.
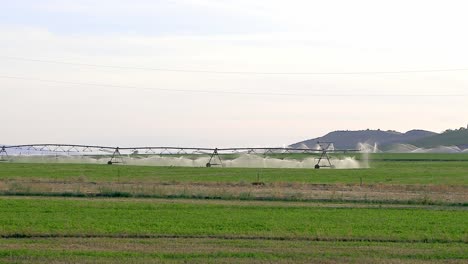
[2,142,363,169]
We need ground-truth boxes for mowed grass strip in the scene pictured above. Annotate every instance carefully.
[0,238,467,263]
[0,160,468,185]
[0,198,466,242]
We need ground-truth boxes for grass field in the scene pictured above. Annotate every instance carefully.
[0,153,467,263]
[1,159,468,185]
[1,197,466,241]
[1,237,466,263]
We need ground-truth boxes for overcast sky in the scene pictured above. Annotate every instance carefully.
[1,0,467,147]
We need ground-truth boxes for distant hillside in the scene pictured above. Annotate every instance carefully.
[290,129,437,149]
[410,129,468,148]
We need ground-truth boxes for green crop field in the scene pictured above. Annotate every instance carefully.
[0,153,467,263]
[0,197,466,241]
[1,159,468,185]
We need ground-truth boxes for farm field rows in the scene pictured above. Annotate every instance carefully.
[0,153,467,263]
[1,159,468,185]
[0,197,466,263]
[1,197,466,241]
[1,237,466,263]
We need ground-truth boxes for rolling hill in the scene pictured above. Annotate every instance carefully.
[290,129,437,149]
[410,129,468,149]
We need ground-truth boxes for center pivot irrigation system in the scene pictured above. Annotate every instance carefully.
[1,142,360,169]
